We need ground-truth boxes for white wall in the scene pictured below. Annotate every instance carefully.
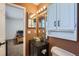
[6,4,24,40]
[6,18,24,40]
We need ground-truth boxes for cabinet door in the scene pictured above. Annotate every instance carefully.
[57,3,75,31]
[46,4,57,31]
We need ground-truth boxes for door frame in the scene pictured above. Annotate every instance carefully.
[6,3,26,56]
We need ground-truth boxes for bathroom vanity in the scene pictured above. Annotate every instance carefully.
[29,40,49,56]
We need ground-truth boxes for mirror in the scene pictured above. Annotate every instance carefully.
[28,17,36,28]
[38,16,45,28]
[28,16,45,29]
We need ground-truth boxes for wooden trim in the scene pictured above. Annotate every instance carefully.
[44,14,47,38]
[77,3,79,41]
[36,14,39,36]
[23,7,27,56]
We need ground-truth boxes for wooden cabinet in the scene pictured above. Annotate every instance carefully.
[46,3,76,32]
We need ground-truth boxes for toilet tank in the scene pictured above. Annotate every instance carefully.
[51,46,75,56]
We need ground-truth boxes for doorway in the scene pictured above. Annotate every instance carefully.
[5,4,26,56]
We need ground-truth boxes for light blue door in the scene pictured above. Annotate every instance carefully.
[46,3,57,32]
[57,3,75,31]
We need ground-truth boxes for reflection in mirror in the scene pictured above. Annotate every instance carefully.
[39,16,45,28]
[28,17,36,28]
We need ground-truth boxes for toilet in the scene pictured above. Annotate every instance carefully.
[51,46,75,56]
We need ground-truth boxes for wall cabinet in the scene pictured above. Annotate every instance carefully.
[57,3,76,31]
[46,3,76,32]
[46,3,77,41]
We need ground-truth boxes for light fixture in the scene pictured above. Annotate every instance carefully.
[30,5,47,18]
[36,11,38,13]
[30,13,36,18]
[30,15,33,18]
[43,6,46,9]
[38,10,41,13]
[40,8,43,11]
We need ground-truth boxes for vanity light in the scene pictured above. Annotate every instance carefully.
[38,10,40,13]
[32,13,36,17]
[43,6,46,9]
[30,15,33,18]
[40,8,43,12]
[30,5,47,18]
[30,14,35,18]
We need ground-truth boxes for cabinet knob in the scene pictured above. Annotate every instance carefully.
[58,20,60,27]
[54,21,56,27]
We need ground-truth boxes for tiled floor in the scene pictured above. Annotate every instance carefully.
[6,39,23,56]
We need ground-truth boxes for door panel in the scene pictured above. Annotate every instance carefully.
[57,3,75,31]
[0,3,6,56]
[46,4,57,31]
[0,44,6,56]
